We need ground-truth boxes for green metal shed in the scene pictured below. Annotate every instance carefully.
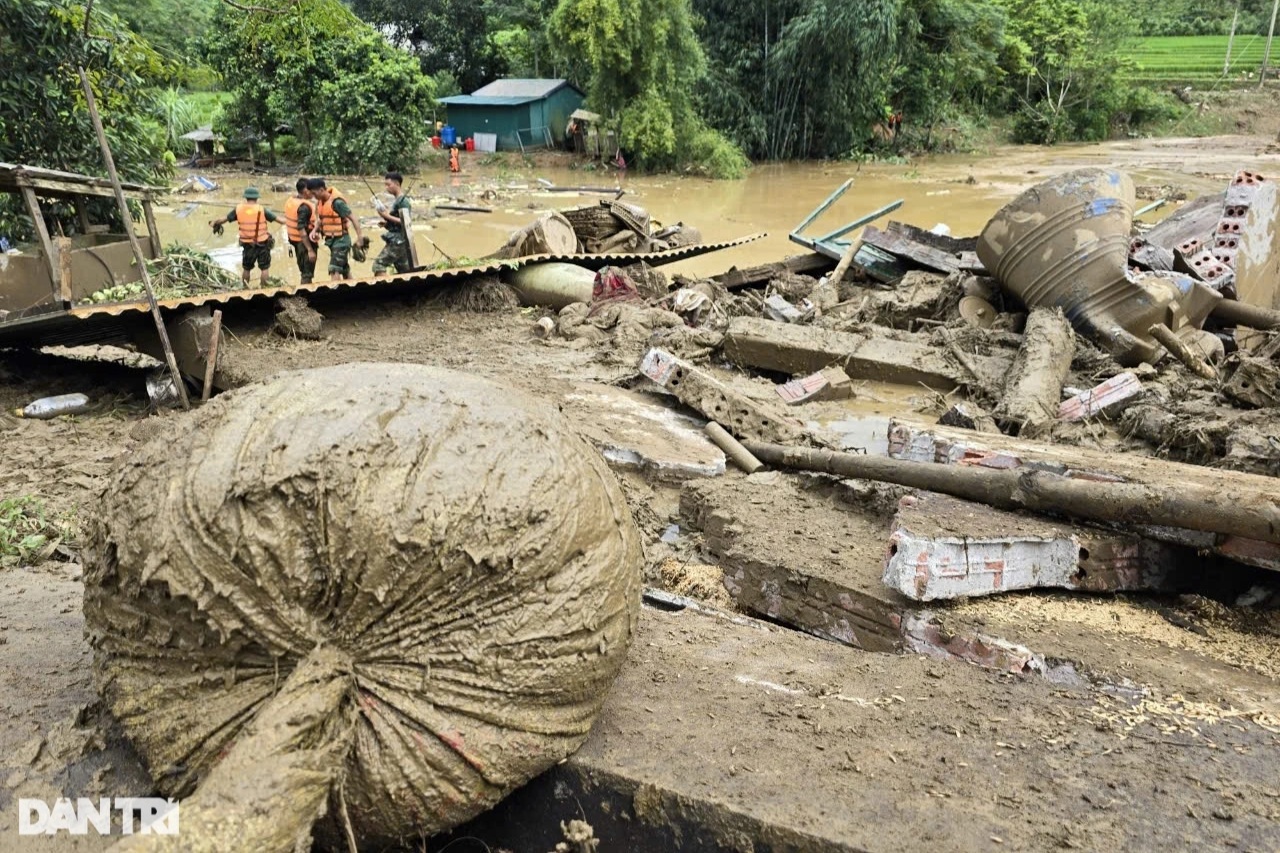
[438,79,586,151]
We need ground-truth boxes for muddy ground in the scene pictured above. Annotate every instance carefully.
[3,135,1280,851]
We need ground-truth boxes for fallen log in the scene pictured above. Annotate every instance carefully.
[1211,297,1280,330]
[993,307,1074,437]
[713,254,834,290]
[436,203,493,213]
[492,211,579,259]
[740,440,1280,548]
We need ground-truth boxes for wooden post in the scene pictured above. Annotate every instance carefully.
[55,236,73,303]
[828,230,861,285]
[202,309,223,402]
[74,198,92,235]
[141,198,163,258]
[77,66,189,409]
[741,440,1280,548]
[400,208,421,271]
[21,187,62,303]
[1261,0,1280,88]
[1149,323,1217,380]
[1225,1,1240,76]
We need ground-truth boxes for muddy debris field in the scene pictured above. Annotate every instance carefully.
[1,148,1280,853]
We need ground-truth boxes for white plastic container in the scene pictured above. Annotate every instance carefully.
[15,393,91,419]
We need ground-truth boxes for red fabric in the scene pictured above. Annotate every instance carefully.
[588,267,641,316]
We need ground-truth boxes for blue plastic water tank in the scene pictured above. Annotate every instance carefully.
[440,125,457,146]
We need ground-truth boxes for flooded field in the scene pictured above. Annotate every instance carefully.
[157,134,1280,285]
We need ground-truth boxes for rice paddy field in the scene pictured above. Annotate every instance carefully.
[1127,34,1274,85]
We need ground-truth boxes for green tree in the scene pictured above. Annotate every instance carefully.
[893,0,1007,150]
[997,0,1135,143]
[549,0,745,175]
[768,0,901,157]
[347,0,508,92]
[0,0,170,239]
[204,0,435,171]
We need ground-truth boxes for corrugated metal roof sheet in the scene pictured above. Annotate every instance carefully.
[438,95,539,107]
[471,78,580,99]
[0,235,767,348]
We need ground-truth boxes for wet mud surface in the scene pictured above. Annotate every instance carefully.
[3,133,1280,851]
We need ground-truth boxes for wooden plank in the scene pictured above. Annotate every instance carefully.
[74,199,92,234]
[860,224,960,274]
[14,175,154,201]
[401,208,421,271]
[141,199,162,257]
[712,253,834,290]
[813,199,904,244]
[791,178,853,236]
[885,220,976,254]
[22,187,62,303]
[56,236,73,303]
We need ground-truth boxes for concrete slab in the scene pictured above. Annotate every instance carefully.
[560,382,726,480]
[723,317,1012,391]
[438,605,1280,853]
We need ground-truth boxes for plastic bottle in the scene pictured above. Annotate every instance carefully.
[14,393,91,419]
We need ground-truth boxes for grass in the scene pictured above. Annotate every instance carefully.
[1125,35,1273,86]
[0,496,62,568]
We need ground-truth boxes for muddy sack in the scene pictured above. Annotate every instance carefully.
[84,363,642,851]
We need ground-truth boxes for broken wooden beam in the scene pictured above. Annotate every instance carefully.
[860,223,960,274]
[712,253,834,290]
[723,317,1012,392]
[888,419,1280,570]
[993,307,1075,437]
[740,439,1280,547]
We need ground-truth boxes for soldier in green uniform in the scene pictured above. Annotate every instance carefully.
[306,177,364,280]
[372,171,413,277]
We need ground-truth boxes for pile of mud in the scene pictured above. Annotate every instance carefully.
[84,363,642,850]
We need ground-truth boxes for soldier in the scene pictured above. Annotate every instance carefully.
[208,186,277,288]
[307,178,364,281]
[372,171,413,277]
[282,178,317,284]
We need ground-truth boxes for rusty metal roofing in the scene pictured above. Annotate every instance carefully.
[0,234,765,349]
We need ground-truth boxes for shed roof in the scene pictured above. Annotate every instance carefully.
[180,125,222,142]
[0,162,162,200]
[438,95,539,107]
[470,78,583,99]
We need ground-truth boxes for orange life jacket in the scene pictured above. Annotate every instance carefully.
[236,202,269,245]
[282,196,315,244]
[317,191,348,238]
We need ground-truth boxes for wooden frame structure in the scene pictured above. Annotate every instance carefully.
[0,162,164,308]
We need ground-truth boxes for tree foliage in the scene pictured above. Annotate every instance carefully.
[0,0,170,238]
[997,0,1136,143]
[346,0,509,93]
[204,0,436,172]
[548,0,744,175]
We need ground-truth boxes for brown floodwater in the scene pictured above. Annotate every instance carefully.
[154,135,1280,286]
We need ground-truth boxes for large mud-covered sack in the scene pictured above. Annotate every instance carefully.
[84,363,642,849]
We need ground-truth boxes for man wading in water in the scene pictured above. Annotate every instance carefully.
[282,178,318,284]
[372,171,412,277]
[308,178,365,281]
[208,186,278,288]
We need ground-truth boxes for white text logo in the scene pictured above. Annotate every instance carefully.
[18,798,179,836]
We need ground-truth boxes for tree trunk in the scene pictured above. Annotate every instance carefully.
[993,307,1075,437]
[740,440,1280,549]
